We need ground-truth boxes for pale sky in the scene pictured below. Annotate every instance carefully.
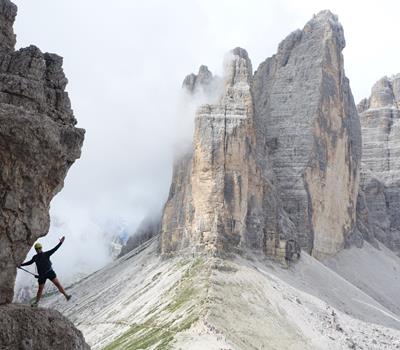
[12,0,400,282]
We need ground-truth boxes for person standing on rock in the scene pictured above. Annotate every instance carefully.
[19,236,71,307]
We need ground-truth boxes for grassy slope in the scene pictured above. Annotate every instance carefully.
[41,239,400,350]
[103,257,208,350]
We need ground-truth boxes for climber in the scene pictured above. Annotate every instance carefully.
[19,236,71,307]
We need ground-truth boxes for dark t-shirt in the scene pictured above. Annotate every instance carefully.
[21,241,62,276]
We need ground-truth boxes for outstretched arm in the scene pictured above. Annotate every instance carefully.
[46,236,65,257]
[20,257,35,266]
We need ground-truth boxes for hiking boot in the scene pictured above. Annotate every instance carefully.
[66,294,72,301]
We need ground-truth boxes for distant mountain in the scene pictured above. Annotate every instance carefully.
[356,75,400,253]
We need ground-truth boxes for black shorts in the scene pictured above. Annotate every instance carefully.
[38,270,57,285]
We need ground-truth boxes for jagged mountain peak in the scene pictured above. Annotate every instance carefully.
[313,9,340,22]
[309,9,344,37]
[358,74,400,112]
[162,8,360,260]
[182,64,214,93]
[231,46,249,60]
[224,47,253,87]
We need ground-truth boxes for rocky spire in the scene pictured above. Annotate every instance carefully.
[161,47,296,257]
[370,77,396,108]
[252,10,361,259]
[162,48,256,253]
[356,74,400,252]
[182,65,214,93]
[160,10,362,260]
[0,0,85,304]
[358,75,400,111]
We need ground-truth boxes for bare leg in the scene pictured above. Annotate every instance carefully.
[36,283,45,304]
[51,277,70,299]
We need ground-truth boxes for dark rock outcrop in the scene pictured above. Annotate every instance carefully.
[0,0,84,305]
[160,11,361,260]
[0,304,90,350]
[357,75,400,252]
[0,1,88,348]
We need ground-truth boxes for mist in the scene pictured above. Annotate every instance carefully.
[12,0,400,292]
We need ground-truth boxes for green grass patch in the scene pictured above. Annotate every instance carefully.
[103,320,174,350]
[103,257,206,350]
[165,285,195,313]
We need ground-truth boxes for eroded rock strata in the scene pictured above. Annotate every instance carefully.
[160,11,361,260]
[0,0,88,348]
[357,75,400,252]
[252,11,361,259]
[0,0,84,304]
[161,48,294,256]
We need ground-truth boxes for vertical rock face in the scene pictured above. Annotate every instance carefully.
[357,75,400,252]
[161,11,361,259]
[189,48,260,252]
[252,11,361,259]
[0,0,84,304]
[161,48,298,257]
[161,48,262,253]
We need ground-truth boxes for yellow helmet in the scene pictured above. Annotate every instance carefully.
[34,242,42,250]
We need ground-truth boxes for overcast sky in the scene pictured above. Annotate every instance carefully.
[12,0,400,283]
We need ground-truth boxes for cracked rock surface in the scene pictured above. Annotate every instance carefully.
[0,0,84,305]
[0,1,88,348]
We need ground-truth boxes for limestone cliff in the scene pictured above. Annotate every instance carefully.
[161,48,260,253]
[160,11,361,260]
[357,75,400,252]
[161,48,296,257]
[252,10,361,259]
[0,0,84,305]
[0,1,88,348]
